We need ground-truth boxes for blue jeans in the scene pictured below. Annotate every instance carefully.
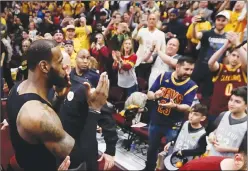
[146,123,179,170]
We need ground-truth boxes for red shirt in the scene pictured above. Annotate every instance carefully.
[179,156,226,171]
[112,54,137,71]
[209,64,247,115]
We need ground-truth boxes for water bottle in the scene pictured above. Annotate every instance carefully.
[130,141,136,152]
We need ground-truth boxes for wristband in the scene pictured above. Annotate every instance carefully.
[89,108,101,114]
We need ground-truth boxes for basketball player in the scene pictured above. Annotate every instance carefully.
[208,31,247,121]
[7,39,109,171]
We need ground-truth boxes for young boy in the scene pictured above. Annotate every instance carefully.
[207,86,247,157]
[162,103,208,170]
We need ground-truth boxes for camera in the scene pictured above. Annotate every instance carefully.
[197,17,206,23]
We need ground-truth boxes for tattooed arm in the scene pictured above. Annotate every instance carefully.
[18,100,75,159]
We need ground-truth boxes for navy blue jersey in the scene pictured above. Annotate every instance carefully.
[150,72,198,126]
[70,69,100,88]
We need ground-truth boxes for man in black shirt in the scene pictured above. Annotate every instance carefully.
[191,11,229,107]
[59,49,117,170]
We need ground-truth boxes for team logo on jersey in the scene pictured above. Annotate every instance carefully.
[67,91,74,101]
[165,79,169,83]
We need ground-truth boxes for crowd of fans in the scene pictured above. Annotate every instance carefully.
[0,1,247,171]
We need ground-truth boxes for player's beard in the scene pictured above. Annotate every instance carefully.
[47,67,68,88]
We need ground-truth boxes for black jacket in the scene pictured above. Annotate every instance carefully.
[59,72,118,170]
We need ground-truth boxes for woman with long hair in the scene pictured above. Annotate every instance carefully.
[112,38,138,98]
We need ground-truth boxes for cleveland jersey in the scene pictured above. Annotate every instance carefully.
[150,72,198,126]
[208,111,247,157]
[209,64,247,115]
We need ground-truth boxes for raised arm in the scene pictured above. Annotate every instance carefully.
[226,32,247,72]
[208,40,229,72]
[157,50,177,68]
[191,16,203,40]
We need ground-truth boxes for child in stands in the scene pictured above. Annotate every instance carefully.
[112,38,138,98]
[162,103,208,170]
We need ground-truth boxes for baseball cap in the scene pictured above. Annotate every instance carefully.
[66,24,75,31]
[53,29,63,36]
[216,10,230,21]
[64,40,74,46]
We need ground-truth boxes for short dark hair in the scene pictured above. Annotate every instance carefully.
[27,39,58,71]
[177,56,195,65]
[191,103,208,116]
[231,86,247,104]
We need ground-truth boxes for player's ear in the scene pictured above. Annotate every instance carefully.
[39,60,50,74]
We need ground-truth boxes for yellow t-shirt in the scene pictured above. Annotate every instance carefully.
[224,10,243,33]
[22,2,30,14]
[186,21,212,44]
[63,2,73,16]
[76,26,92,50]
[74,3,84,16]
[1,17,6,25]
[48,2,56,12]
[70,52,77,68]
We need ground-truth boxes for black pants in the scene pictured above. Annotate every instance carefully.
[135,63,152,82]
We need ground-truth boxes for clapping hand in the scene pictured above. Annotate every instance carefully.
[226,32,240,47]
[83,72,110,111]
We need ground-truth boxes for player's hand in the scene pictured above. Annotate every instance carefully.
[0,119,9,131]
[58,156,70,171]
[84,72,109,111]
[98,153,115,170]
[164,142,171,152]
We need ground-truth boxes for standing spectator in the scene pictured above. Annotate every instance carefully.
[90,33,109,73]
[186,9,212,58]
[64,24,82,53]
[149,38,181,89]
[75,16,92,50]
[28,21,38,41]
[132,13,166,81]
[16,39,31,81]
[112,38,138,98]
[208,32,247,121]
[39,10,54,36]
[192,1,213,22]
[64,40,77,68]
[191,11,229,107]
[53,29,64,47]
[163,8,187,55]
[143,57,198,171]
